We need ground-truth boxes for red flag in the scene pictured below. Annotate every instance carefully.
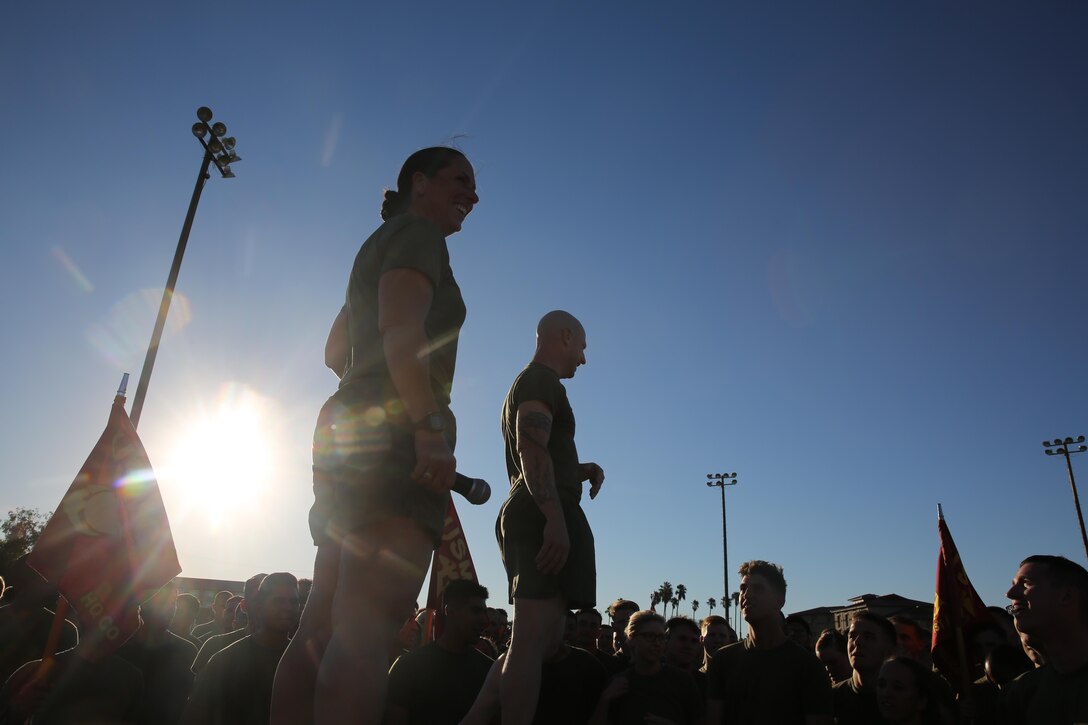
[423,498,479,640]
[27,394,181,660]
[931,505,992,694]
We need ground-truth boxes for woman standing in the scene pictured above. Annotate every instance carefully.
[272,147,479,725]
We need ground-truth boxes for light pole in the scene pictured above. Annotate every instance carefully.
[706,472,738,625]
[129,106,242,428]
[1043,435,1088,560]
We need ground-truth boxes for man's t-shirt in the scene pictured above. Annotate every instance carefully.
[707,638,834,724]
[1,650,143,724]
[536,645,607,724]
[832,676,883,725]
[191,626,247,673]
[386,641,493,725]
[117,631,197,725]
[501,362,581,504]
[182,635,286,725]
[1002,662,1088,724]
[341,214,466,411]
[606,664,704,725]
[0,605,79,685]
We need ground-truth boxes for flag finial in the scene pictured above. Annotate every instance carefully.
[937,503,944,521]
[116,373,130,399]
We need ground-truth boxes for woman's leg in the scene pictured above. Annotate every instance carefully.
[270,542,339,725]
[314,516,434,725]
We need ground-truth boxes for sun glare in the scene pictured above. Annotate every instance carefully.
[166,384,278,528]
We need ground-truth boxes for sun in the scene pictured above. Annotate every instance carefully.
[165,384,278,528]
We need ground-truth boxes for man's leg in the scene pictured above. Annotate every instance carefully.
[270,543,339,725]
[314,517,433,725]
[500,596,566,725]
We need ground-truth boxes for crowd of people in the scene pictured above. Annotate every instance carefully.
[1,145,1085,724]
[0,553,1085,723]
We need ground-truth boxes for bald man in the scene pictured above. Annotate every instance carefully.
[486,310,605,725]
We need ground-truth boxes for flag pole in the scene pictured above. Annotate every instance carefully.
[128,150,213,430]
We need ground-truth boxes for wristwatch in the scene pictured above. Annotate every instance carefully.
[414,412,445,433]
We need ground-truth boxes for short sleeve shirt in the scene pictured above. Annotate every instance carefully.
[1002,662,1088,724]
[501,363,581,504]
[385,642,494,725]
[341,214,466,409]
[607,665,704,725]
[707,638,834,724]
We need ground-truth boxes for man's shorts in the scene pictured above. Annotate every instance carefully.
[308,382,454,549]
[495,484,596,609]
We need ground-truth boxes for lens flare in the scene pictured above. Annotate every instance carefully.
[86,289,192,368]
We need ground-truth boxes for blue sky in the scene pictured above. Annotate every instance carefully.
[2,2,1086,625]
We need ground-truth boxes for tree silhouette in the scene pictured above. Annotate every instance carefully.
[670,597,679,617]
[675,584,687,618]
[658,581,673,616]
[692,599,700,619]
[707,597,717,614]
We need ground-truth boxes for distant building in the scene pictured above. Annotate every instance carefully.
[787,606,837,637]
[830,593,932,633]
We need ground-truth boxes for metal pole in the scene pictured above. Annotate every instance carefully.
[129,151,213,429]
[1060,447,1088,559]
[720,484,729,625]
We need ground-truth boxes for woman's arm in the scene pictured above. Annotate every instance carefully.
[378,268,456,492]
[324,306,349,378]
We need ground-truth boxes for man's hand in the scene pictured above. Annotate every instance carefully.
[581,462,605,500]
[536,514,570,575]
[412,429,456,493]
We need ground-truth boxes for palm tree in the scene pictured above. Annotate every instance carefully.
[692,599,700,619]
[658,582,673,615]
[670,597,679,617]
[675,584,687,617]
[707,597,717,614]
[650,592,660,612]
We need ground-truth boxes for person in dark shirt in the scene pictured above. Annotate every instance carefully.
[1002,554,1088,724]
[815,628,851,684]
[706,560,833,725]
[271,147,480,725]
[599,600,638,676]
[192,573,266,673]
[665,616,708,697]
[0,559,78,685]
[591,610,703,725]
[875,656,943,725]
[493,311,607,724]
[699,615,735,673]
[1,608,143,724]
[833,612,897,725]
[190,590,233,640]
[385,580,493,725]
[169,592,202,649]
[183,572,299,725]
[118,582,198,725]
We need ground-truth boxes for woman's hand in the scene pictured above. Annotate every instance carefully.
[412,429,456,493]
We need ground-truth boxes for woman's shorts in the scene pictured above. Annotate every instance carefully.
[495,484,596,609]
[308,382,454,549]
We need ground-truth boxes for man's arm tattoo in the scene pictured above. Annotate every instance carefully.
[518,411,557,508]
[521,411,552,436]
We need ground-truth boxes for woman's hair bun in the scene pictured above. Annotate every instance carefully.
[380,189,404,221]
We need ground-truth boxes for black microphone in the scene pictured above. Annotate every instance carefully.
[453,473,491,505]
